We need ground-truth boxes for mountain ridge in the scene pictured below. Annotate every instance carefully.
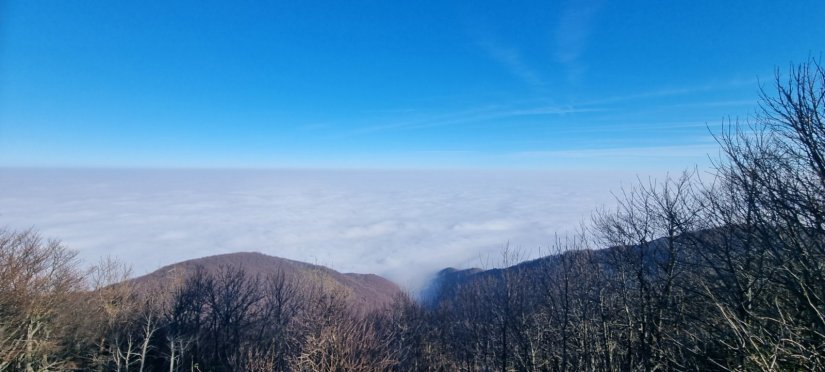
[129,251,401,312]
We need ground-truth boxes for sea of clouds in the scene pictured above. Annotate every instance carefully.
[0,168,646,290]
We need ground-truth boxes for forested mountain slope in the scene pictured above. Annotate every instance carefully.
[130,251,400,313]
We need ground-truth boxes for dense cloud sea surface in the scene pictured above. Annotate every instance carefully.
[0,168,644,290]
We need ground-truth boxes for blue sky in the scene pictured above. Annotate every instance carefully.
[1,1,823,170]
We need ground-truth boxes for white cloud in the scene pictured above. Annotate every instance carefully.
[452,219,520,232]
[0,168,639,291]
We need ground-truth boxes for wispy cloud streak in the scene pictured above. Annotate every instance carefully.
[358,104,601,133]
[576,78,760,107]
[555,0,605,80]
[476,38,546,87]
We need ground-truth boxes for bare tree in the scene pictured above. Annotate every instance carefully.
[0,228,86,371]
[700,58,825,370]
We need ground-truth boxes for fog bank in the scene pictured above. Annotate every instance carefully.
[0,168,642,290]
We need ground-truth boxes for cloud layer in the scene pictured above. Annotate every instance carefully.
[0,168,639,290]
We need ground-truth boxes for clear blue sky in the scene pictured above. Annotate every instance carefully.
[1,1,823,170]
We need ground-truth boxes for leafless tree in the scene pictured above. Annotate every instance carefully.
[0,228,85,371]
[698,58,825,371]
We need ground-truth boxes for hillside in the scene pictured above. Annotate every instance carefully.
[130,251,401,312]
[425,232,698,307]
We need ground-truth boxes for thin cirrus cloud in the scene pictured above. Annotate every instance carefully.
[475,38,547,88]
[554,0,605,80]
[466,14,549,89]
[0,168,641,291]
[353,75,754,136]
[357,104,600,133]
[575,78,761,108]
